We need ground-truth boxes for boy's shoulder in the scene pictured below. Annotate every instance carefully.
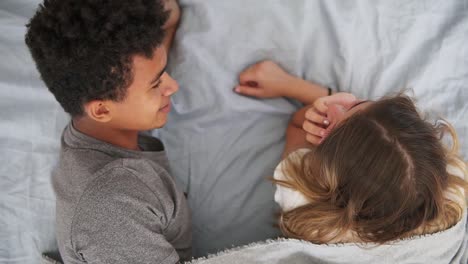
[53,123,181,219]
[55,148,173,200]
[90,157,174,195]
[53,125,175,210]
[56,122,172,184]
[54,155,181,238]
[76,159,171,212]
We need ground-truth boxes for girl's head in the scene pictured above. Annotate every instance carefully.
[278,94,467,244]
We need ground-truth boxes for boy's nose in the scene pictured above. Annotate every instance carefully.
[163,73,179,96]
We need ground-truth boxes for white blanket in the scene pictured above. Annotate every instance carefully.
[188,213,468,264]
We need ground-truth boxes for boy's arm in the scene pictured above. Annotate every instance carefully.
[162,0,180,53]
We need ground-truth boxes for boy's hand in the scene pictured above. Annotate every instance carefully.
[303,93,357,145]
[235,60,296,98]
[162,0,180,30]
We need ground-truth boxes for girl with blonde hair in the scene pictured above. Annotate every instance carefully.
[235,61,467,248]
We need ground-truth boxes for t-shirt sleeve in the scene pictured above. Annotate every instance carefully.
[273,148,311,212]
[70,167,179,264]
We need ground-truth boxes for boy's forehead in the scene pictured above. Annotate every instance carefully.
[126,46,167,90]
[132,46,167,68]
[152,46,167,63]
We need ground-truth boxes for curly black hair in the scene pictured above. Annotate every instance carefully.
[25,0,169,116]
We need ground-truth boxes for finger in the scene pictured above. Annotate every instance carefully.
[246,81,258,87]
[234,85,263,98]
[316,92,358,112]
[239,64,259,86]
[330,93,358,108]
[306,133,321,145]
[313,98,329,114]
[302,120,326,137]
[305,108,330,126]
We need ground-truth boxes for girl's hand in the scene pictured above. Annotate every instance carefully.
[235,60,296,98]
[303,92,358,145]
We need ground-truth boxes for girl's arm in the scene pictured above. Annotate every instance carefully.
[282,106,315,158]
[235,60,329,104]
[235,61,358,156]
[235,60,329,157]
[283,78,329,105]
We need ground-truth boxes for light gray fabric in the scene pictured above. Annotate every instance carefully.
[1,0,468,263]
[52,123,192,264]
[188,212,468,264]
[0,1,68,263]
[159,0,468,257]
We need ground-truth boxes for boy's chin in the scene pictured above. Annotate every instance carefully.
[149,117,168,130]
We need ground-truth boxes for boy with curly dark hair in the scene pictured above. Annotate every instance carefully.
[25,0,190,263]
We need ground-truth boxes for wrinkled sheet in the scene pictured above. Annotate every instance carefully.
[0,0,467,263]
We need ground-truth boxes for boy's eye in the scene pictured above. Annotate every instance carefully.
[152,80,162,89]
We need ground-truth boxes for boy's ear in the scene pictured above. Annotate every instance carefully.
[83,100,113,123]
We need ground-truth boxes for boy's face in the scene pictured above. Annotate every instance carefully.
[107,46,178,131]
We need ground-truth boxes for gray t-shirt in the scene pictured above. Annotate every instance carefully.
[52,123,192,264]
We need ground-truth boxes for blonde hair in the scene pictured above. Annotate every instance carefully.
[276,95,467,244]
